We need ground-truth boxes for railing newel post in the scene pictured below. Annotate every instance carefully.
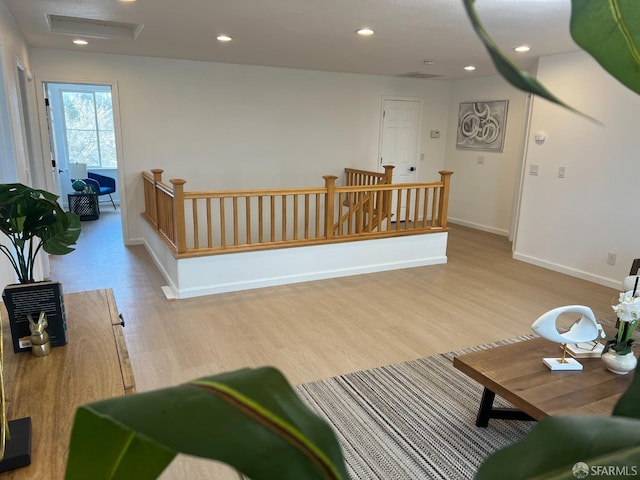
[170,178,188,254]
[438,170,454,228]
[151,169,164,228]
[323,175,338,239]
[383,165,394,184]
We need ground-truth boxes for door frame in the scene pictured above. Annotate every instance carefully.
[34,76,130,245]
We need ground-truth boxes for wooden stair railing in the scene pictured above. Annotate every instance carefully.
[335,166,394,234]
[141,168,453,258]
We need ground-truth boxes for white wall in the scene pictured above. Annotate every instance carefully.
[514,51,640,288]
[0,1,41,286]
[444,76,529,236]
[29,49,452,244]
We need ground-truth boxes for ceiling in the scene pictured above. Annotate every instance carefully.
[3,0,579,80]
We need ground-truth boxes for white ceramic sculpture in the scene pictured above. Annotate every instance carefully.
[531,305,604,371]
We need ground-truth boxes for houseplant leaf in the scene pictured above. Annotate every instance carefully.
[570,0,640,96]
[475,415,640,480]
[66,367,348,480]
[461,0,580,114]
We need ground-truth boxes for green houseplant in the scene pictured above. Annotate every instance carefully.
[62,1,640,479]
[0,183,81,284]
[0,183,81,353]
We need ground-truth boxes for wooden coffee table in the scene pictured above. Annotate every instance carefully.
[453,336,635,427]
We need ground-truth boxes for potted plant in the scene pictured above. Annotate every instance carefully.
[0,183,81,353]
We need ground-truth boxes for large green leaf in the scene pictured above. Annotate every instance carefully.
[475,416,640,480]
[461,0,581,114]
[570,0,640,96]
[65,367,348,480]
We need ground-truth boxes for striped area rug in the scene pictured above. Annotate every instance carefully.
[295,336,537,480]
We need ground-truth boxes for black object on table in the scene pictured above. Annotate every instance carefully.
[68,192,100,220]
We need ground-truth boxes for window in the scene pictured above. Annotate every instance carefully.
[60,89,116,168]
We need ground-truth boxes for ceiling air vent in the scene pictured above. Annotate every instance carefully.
[46,14,144,40]
[397,72,442,79]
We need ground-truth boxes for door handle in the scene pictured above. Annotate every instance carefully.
[409,167,416,172]
[58,169,64,174]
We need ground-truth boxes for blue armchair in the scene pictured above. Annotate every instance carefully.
[86,171,117,210]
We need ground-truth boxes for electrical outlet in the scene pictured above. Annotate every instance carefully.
[529,165,539,176]
[558,166,566,178]
[607,253,617,266]
[477,156,484,165]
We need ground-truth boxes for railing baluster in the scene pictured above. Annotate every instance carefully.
[304,194,310,239]
[315,193,320,238]
[431,188,439,227]
[220,197,226,247]
[405,188,412,230]
[258,197,264,243]
[270,195,275,241]
[395,189,402,230]
[422,188,429,228]
[293,194,299,240]
[207,198,213,248]
[281,195,287,241]
[413,188,420,226]
[233,197,239,245]
[192,199,199,249]
[246,197,252,244]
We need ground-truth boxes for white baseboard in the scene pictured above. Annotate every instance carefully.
[513,252,621,290]
[448,217,509,237]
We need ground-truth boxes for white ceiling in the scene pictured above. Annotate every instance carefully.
[3,0,579,80]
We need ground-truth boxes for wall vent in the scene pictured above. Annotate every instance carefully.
[397,72,442,79]
[46,14,144,40]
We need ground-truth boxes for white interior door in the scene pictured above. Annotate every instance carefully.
[379,98,421,220]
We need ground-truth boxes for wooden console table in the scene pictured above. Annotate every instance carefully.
[1,288,135,478]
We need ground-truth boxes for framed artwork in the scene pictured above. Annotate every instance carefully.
[456,100,509,152]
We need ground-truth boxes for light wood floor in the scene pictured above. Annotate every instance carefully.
[50,211,619,478]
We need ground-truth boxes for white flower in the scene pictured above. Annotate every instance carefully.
[612,291,640,323]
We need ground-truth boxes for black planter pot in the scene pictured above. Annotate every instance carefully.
[2,281,68,353]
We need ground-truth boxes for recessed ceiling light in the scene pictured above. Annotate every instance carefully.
[216,34,232,42]
[357,28,374,36]
[464,65,476,71]
[119,0,136,2]
[514,45,531,53]
[73,39,88,45]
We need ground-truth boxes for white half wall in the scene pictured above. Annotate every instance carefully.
[514,51,640,289]
[143,229,448,299]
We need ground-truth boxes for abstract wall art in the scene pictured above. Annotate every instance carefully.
[456,100,509,152]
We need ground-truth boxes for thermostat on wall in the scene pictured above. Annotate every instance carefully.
[534,132,547,144]
[430,130,440,139]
